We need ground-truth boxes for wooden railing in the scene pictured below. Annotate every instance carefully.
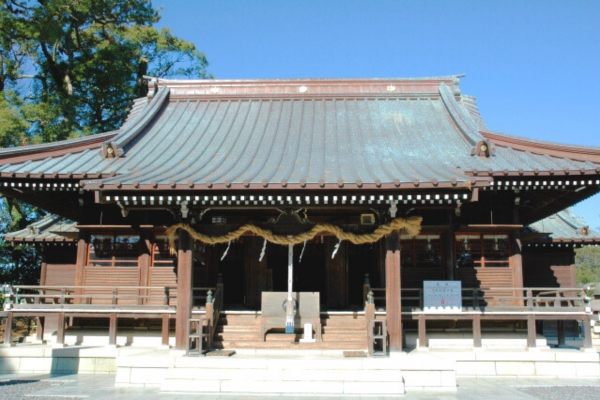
[363,285,591,311]
[188,281,223,355]
[361,283,594,351]
[7,285,177,309]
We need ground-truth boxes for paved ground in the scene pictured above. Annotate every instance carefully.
[1,374,599,399]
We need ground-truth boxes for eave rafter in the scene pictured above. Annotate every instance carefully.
[98,189,474,208]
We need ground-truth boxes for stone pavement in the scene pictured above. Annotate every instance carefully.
[1,373,600,399]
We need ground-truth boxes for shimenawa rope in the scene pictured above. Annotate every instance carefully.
[166,216,422,255]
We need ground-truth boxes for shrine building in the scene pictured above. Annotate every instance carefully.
[1,76,599,357]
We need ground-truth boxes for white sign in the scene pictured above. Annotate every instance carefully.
[423,281,462,312]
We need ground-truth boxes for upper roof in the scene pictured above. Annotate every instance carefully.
[524,208,600,244]
[3,214,77,243]
[0,76,598,192]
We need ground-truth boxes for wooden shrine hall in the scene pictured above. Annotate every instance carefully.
[1,76,600,354]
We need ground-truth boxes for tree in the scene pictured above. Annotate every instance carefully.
[0,196,41,285]
[575,246,600,286]
[0,0,211,143]
[0,0,211,284]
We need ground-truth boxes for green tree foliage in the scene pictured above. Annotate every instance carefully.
[0,196,41,285]
[575,246,600,286]
[0,0,211,284]
[0,0,211,143]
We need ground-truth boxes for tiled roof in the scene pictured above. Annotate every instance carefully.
[3,214,77,243]
[526,208,600,242]
[0,77,598,191]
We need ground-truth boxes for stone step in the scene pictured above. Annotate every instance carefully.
[159,357,404,394]
[216,325,364,334]
[217,323,366,332]
[212,340,368,350]
[216,332,367,343]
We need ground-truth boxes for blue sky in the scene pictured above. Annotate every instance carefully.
[156,0,600,229]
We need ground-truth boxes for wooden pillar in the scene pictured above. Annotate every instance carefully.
[417,314,426,349]
[162,314,170,346]
[511,231,524,299]
[36,317,44,342]
[583,316,593,349]
[56,312,65,345]
[108,313,117,345]
[139,233,152,305]
[473,314,482,348]
[512,206,524,305]
[3,313,12,346]
[175,229,193,350]
[385,231,402,352]
[444,211,455,281]
[557,320,565,347]
[37,250,46,318]
[527,314,536,348]
[74,232,88,304]
[40,262,48,286]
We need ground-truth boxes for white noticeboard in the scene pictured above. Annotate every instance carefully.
[423,281,462,312]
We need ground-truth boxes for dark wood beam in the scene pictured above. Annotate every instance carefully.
[175,229,193,350]
[527,315,536,348]
[473,314,482,348]
[74,233,87,304]
[108,313,117,345]
[385,231,402,352]
[162,314,170,347]
[56,312,65,345]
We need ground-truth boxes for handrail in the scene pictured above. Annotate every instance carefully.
[364,286,591,310]
[210,281,224,339]
[188,278,223,353]
[4,284,178,308]
[13,285,178,290]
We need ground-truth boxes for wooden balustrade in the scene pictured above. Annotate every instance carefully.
[7,285,179,309]
[362,286,590,311]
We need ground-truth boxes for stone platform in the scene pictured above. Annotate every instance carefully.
[0,342,597,395]
[115,349,456,394]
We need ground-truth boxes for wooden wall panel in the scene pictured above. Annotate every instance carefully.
[550,265,577,288]
[455,267,515,302]
[45,264,76,286]
[149,267,178,306]
[83,266,139,305]
[523,249,577,289]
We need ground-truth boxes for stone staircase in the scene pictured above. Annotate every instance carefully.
[212,311,368,350]
[159,355,405,394]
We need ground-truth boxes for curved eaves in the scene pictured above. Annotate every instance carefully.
[102,87,170,157]
[439,83,483,147]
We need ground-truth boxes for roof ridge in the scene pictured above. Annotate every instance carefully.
[154,75,467,85]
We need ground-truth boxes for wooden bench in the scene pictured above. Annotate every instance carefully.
[260,292,322,342]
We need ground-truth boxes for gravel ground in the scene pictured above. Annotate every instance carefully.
[517,386,600,400]
[0,379,70,399]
